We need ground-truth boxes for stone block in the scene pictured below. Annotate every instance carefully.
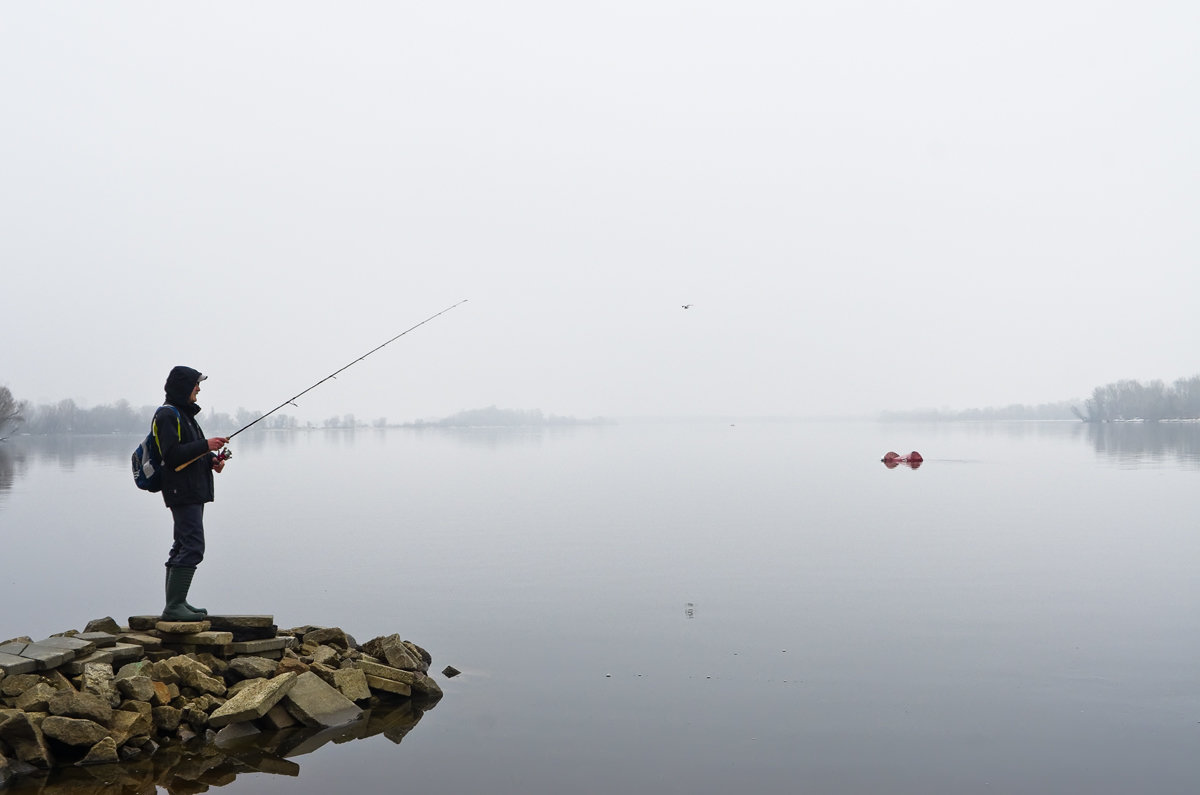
[116,675,156,703]
[208,672,297,728]
[127,616,160,631]
[258,702,298,730]
[75,631,118,648]
[160,631,233,647]
[116,633,162,649]
[155,620,211,634]
[15,682,57,712]
[12,642,74,670]
[228,656,278,680]
[61,650,116,676]
[361,634,420,671]
[205,615,275,629]
[48,689,113,726]
[364,675,412,697]
[331,668,371,701]
[227,637,293,655]
[41,716,109,747]
[109,643,146,665]
[356,659,419,685]
[0,653,37,676]
[35,636,96,657]
[283,671,363,729]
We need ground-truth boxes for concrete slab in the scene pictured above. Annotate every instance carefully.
[0,652,37,676]
[17,642,75,670]
[283,672,364,729]
[227,637,292,655]
[36,636,96,656]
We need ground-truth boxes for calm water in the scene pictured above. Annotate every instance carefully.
[1,420,1198,794]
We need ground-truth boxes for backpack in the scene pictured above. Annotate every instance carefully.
[132,405,181,492]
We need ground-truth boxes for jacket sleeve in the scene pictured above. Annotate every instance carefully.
[155,407,209,468]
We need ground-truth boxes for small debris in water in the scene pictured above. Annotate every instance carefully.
[442,665,461,678]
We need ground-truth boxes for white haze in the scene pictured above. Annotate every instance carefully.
[2,2,1197,423]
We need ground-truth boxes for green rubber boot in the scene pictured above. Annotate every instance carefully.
[162,566,206,622]
[164,567,207,616]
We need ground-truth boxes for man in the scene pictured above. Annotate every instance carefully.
[155,366,230,621]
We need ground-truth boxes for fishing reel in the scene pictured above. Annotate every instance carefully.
[216,447,233,462]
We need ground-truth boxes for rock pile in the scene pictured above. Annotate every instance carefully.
[0,616,444,790]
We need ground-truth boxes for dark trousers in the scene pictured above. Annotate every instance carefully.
[166,504,206,568]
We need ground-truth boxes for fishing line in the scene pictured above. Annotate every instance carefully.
[175,299,468,470]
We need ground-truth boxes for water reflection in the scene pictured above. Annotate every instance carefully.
[0,443,30,499]
[1085,421,1200,468]
[3,697,437,794]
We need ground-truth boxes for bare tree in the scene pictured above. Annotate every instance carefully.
[0,386,24,438]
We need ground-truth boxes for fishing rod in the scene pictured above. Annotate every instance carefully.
[175,299,468,471]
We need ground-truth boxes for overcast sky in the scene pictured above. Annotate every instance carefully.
[2,2,1196,423]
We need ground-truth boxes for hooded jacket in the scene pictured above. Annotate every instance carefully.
[156,366,215,507]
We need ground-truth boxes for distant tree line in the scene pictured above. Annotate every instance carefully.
[0,388,302,435]
[1079,375,1200,422]
[879,401,1078,422]
[879,374,1200,423]
[409,405,607,427]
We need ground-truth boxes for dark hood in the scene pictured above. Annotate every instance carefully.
[164,366,204,414]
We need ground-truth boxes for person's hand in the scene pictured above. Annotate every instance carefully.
[207,437,230,452]
[213,457,226,473]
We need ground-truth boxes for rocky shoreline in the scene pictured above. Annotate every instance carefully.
[0,615,446,790]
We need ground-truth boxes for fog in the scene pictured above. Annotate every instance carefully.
[2,2,1197,424]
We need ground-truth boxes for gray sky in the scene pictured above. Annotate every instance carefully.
[2,2,1197,422]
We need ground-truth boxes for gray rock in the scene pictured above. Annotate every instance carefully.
[84,617,122,635]
[283,671,364,729]
[178,666,226,697]
[14,682,57,712]
[81,662,120,707]
[0,711,54,768]
[208,673,297,728]
[362,634,419,671]
[108,708,152,746]
[41,716,109,747]
[116,675,156,703]
[1,673,42,698]
[151,705,182,733]
[304,627,351,649]
[78,736,119,766]
[228,656,278,681]
[47,688,113,726]
[411,674,444,700]
[75,631,118,648]
[330,668,371,702]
